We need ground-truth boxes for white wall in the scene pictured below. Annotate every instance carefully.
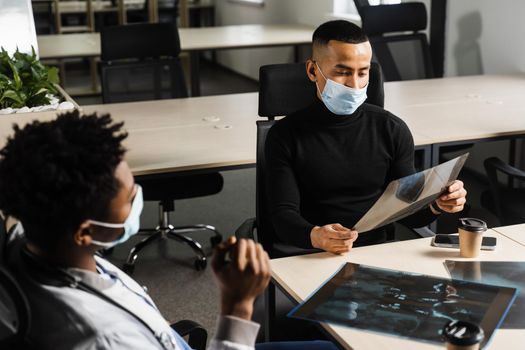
[214,0,334,80]
[443,0,525,171]
[445,0,525,76]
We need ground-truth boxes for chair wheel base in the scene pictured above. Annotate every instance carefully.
[123,263,135,275]
[210,236,222,247]
[194,259,207,271]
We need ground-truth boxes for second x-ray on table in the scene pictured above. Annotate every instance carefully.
[354,153,469,233]
[289,262,517,348]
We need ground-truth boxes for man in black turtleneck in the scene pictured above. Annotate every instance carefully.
[265,20,467,254]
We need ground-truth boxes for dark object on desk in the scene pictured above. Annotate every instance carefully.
[481,157,525,226]
[100,23,222,272]
[289,262,516,348]
[442,320,484,350]
[432,235,496,250]
[236,61,385,259]
[445,260,525,329]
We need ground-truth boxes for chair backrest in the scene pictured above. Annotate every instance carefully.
[0,215,6,265]
[258,61,384,118]
[360,2,434,81]
[100,22,188,104]
[256,61,384,256]
[0,266,31,348]
[352,0,370,17]
[0,215,31,348]
[484,157,525,225]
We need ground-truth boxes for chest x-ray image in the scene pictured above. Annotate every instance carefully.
[289,262,516,348]
[354,153,469,233]
[446,260,525,329]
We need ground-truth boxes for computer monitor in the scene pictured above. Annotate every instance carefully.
[0,0,39,56]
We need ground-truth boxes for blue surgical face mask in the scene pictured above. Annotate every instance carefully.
[315,62,368,115]
[89,185,143,249]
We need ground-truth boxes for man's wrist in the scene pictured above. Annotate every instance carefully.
[220,298,254,320]
[429,201,444,215]
[310,226,321,248]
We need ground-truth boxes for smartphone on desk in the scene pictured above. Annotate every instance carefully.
[431,234,497,251]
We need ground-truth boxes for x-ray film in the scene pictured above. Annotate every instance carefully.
[445,260,525,329]
[354,153,469,233]
[289,263,516,348]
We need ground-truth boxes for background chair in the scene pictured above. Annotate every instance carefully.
[481,157,525,226]
[359,2,434,82]
[359,2,472,163]
[100,23,222,272]
[100,22,188,103]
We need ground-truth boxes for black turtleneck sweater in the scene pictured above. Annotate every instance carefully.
[265,99,437,249]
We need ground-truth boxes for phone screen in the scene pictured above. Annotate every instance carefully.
[433,235,497,249]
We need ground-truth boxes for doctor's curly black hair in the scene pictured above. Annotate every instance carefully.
[0,110,128,250]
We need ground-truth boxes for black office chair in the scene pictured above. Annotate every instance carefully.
[236,61,385,259]
[359,3,472,161]
[2,228,208,350]
[359,2,434,82]
[100,23,222,272]
[352,0,371,17]
[0,215,31,349]
[481,157,525,226]
[0,266,31,349]
[100,22,188,103]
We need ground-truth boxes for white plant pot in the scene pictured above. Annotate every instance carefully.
[0,84,78,115]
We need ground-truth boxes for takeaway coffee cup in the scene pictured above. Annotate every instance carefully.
[458,218,487,258]
[443,320,484,350]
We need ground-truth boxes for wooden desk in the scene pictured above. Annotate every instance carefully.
[384,74,525,165]
[0,91,436,176]
[36,24,314,95]
[492,224,525,247]
[270,230,525,349]
[0,93,258,176]
[1,74,523,176]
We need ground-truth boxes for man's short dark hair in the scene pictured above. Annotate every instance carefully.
[313,20,368,47]
[0,110,128,250]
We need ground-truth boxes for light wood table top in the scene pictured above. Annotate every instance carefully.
[0,91,433,176]
[270,230,525,350]
[492,224,525,247]
[384,74,525,146]
[3,74,525,175]
[0,93,258,176]
[36,24,313,59]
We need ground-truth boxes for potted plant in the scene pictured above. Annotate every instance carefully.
[0,47,77,115]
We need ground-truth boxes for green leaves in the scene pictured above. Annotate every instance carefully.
[0,47,60,110]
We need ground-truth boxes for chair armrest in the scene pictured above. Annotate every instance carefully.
[486,157,525,181]
[170,320,207,350]
[235,218,257,240]
[413,226,436,238]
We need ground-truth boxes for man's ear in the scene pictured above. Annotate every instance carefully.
[73,221,93,247]
[306,60,317,82]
